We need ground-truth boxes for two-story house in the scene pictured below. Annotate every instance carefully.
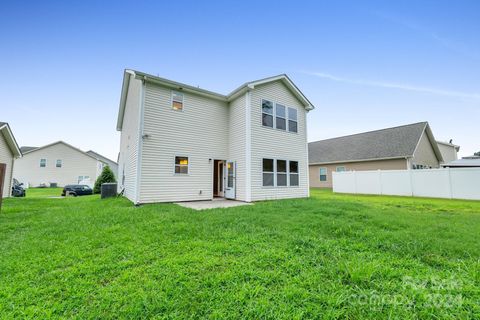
[116,70,314,204]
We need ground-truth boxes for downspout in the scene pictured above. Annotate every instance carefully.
[135,76,146,205]
[245,88,252,202]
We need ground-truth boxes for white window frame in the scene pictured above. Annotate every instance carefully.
[289,160,299,187]
[336,166,346,172]
[171,91,184,112]
[276,159,288,187]
[261,98,298,134]
[262,158,275,187]
[288,107,298,133]
[56,159,62,168]
[174,155,189,175]
[319,167,327,182]
[275,103,287,131]
[40,158,46,168]
[261,99,274,128]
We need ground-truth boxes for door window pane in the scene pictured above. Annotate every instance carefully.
[227,162,234,188]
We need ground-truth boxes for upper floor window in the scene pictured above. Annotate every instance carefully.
[56,159,62,168]
[262,99,298,133]
[319,168,327,181]
[175,156,189,174]
[262,100,274,128]
[275,104,286,130]
[40,159,46,167]
[288,107,298,133]
[172,91,184,111]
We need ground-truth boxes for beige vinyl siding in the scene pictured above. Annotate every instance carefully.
[412,132,440,168]
[250,81,309,201]
[309,158,408,188]
[139,82,229,203]
[437,143,458,164]
[13,143,99,187]
[228,94,246,201]
[0,132,14,198]
[117,77,142,202]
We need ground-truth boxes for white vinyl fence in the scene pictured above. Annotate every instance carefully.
[333,168,480,200]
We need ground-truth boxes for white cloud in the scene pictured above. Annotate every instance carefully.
[306,71,480,100]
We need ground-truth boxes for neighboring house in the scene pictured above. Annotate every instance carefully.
[0,122,22,198]
[436,140,460,164]
[309,122,443,188]
[86,150,119,179]
[117,69,314,204]
[13,141,112,188]
[442,155,480,168]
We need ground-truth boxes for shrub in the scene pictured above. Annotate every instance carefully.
[93,166,116,194]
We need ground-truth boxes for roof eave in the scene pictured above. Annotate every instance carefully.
[116,70,135,131]
[309,156,409,166]
[0,123,21,157]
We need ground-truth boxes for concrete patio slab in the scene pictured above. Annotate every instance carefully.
[175,198,252,210]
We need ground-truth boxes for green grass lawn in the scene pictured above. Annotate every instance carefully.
[1,189,479,319]
[25,187,63,198]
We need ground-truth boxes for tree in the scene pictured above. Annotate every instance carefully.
[93,165,116,194]
[475,151,480,157]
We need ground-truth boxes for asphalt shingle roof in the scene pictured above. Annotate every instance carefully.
[20,146,38,153]
[308,122,428,164]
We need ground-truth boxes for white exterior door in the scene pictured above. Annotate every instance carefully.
[225,161,236,199]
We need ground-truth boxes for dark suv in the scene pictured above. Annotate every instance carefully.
[61,185,93,197]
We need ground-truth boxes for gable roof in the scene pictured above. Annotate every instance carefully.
[86,150,117,165]
[308,122,443,164]
[21,141,100,161]
[0,122,21,157]
[20,146,38,153]
[117,70,315,131]
[436,140,460,152]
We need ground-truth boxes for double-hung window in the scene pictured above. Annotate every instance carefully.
[319,168,327,181]
[262,100,274,128]
[262,159,274,186]
[40,159,46,167]
[276,160,287,186]
[175,156,189,174]
[262,99,298,133]
[262,159,299,187]
[56,159,62,168]
[289,161,299,186]
[172,91,184,111]
[275,104,286,130]
[288,107,298,133]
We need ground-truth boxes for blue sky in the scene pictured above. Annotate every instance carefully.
[1,0,479,160]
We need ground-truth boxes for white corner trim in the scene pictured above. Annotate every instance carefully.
[245,90,252,202]
[135,77,146,205]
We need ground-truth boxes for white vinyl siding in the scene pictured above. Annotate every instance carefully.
[250,81,309,201]
[228,94,247,201]
[13,142,99,188]
[0,132,14,198]
[116,77,143,202]
[139,82,229,203]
